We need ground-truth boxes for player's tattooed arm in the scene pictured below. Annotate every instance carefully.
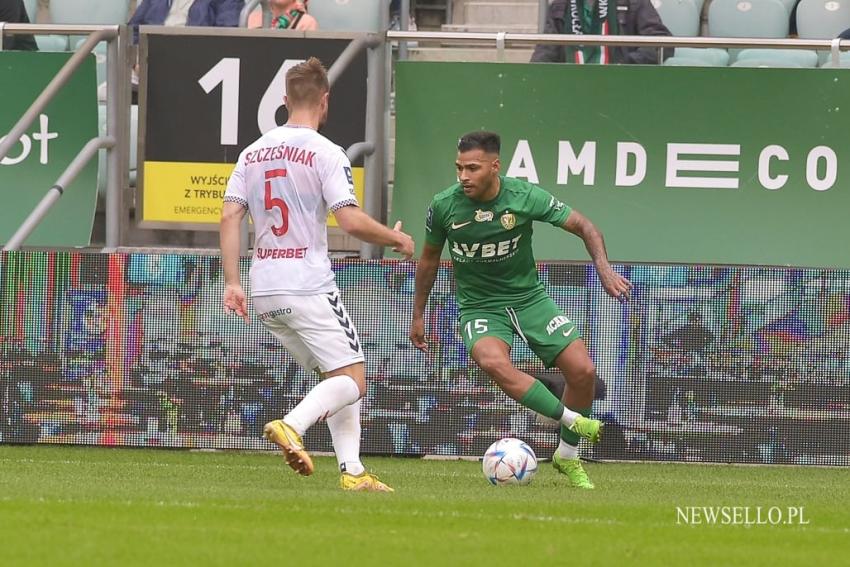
[563,210,633,303]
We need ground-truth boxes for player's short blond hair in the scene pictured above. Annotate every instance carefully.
[285,57,329,107]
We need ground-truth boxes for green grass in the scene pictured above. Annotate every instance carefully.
[0,445,848,566]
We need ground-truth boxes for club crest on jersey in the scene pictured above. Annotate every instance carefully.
[500,212,516,230]
[475,209,493,223]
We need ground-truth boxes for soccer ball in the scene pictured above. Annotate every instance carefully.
[482,437,538,486]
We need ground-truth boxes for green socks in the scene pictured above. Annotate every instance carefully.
[519,380,565,421]
[517,381,594,448]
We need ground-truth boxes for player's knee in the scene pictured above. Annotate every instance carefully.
[566,360,596,390]
[476,352,512,380]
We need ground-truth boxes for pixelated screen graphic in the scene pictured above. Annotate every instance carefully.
[1,252,848,465]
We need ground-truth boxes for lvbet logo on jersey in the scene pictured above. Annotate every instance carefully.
[451,234,523,261]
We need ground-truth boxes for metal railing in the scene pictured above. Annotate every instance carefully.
[0,23,130,251]
[387,30,850,64]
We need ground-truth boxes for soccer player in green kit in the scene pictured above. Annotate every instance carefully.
[410,131,633,488]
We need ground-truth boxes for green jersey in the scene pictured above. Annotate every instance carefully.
[425,176,572,311]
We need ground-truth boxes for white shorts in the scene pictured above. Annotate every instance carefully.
[252,291,365,374]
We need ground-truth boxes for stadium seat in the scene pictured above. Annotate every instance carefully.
[819,51,850,66]
[730,59,803,67]
[307,0,385,32]
[663,56,717,66]
[708,0,790,38]
[651,0,701,36]
[736,48,819,67]
[673,47,730,65]
[33,35,70,51]
[49,0,132,24]
[796,0,850,38]
[21,0,69,50]
[50,0,132,52]
[796,0,850,64]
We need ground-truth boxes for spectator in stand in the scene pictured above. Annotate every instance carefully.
[0,0,38,50]
[531,0,671,65]
[128,0,243,42]
[248,0,317,30]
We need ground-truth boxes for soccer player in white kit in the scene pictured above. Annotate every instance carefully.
[220,58,414,492]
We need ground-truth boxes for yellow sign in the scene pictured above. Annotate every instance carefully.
[142,161,364,227]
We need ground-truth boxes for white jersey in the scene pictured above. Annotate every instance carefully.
[223,125,358,296]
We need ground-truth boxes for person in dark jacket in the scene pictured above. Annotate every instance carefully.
[531,0,671,65]
[0,0,38,50]
[128,0,243,43]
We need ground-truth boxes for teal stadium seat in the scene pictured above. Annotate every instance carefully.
[49,0,132,52]
[672,47,730,65]
[730,59,802,67]
[663,56,716,66]
[651,0,700,36]
[21,0,67,50]
[709,0,791,63]
[735,47,819,67]
[797,0,850,37]
[652,0,727,66]
[307,0,385,32]
[819,52,850,67]
[708,0,789,38]
[796,0,850,64]
[48,0,131,25]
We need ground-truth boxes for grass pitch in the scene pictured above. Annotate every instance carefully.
[0,445,847,566]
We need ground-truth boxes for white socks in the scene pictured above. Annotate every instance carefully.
[558,440,579,460]
[559,406,581,427]
[284,374,360,436]
[327,399,365,476]
[558,408,581,459]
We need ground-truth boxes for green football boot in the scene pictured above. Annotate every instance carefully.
[568,416,603,444]
[552,454,595,489]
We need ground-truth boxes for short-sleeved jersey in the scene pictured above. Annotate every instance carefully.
[425,176,571,311]
[224,125,358,296]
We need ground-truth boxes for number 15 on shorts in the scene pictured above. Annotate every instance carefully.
[464,319,488,340]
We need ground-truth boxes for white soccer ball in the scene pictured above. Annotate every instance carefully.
[482,437,538,486]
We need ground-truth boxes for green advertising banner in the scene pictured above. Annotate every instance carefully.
[394,62,850,268]
[0,52,98,247]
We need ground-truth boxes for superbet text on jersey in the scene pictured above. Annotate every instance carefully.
[224,125,358,296]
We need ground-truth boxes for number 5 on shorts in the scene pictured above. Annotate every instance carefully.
[464,318,488,340]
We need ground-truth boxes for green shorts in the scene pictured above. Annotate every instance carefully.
[458,294,581,367]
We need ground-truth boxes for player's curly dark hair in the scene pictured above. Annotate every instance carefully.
[457,131,500,155]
